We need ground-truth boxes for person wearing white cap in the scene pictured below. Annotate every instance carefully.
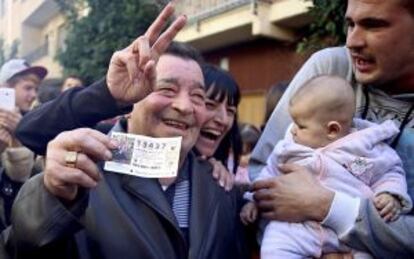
[0,59,47,232]
[0,59,47,112]
[0,59,47,150]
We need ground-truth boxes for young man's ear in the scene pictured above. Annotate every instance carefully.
[326,121,341,140]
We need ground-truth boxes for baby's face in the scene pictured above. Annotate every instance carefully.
[288,102,329,149]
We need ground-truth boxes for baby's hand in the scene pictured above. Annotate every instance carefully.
[374,193,402,222]
[240,201,258,225]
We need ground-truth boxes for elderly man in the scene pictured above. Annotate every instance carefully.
[250,0,414,257]
[3,3,246,259]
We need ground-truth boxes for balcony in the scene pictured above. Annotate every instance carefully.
[21,0,60,27]
[176,0,312,51]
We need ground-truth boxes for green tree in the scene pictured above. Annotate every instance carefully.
[55,0,160,83]
[297,0,347,53]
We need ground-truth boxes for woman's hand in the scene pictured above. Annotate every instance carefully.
[208,157,234,191]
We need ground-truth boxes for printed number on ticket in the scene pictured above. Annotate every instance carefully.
[104,132,182,178]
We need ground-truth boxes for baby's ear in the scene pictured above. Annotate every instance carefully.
[327,121,342,140]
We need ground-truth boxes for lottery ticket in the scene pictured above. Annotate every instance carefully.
[104,132,182,178]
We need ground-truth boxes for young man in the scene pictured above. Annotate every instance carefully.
[0,59,47,113]
[0,59,47,152]
[0,59,47,231]
[250,0,414,257]
[3,4,247,259]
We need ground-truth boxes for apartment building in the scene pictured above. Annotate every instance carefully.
[0,0,312,125]
[176,0,312,126]
[0,0,65,78]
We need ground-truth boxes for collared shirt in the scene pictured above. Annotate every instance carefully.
[164,157,191,244]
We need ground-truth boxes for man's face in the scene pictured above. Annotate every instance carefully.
[62,77,83,92]
[346,0,414,91]
[14,78,39,112]
[129,55,207,162]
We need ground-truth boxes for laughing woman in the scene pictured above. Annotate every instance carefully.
[196,64,242,176]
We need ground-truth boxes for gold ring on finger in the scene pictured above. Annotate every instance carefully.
[65,151,79,168]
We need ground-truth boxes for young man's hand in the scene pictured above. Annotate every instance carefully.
[252,163,334,222]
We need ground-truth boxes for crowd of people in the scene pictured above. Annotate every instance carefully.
[0,0,413,258]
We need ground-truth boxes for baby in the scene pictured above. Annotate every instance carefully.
[241,75,412,258]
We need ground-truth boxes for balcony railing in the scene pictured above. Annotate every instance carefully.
[176,0,254,23]
[24,42,48,63]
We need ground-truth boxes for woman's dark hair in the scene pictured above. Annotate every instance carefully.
[202,64,242,174]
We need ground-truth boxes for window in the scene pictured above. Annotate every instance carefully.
[0,0,6,17]
[57,24,68,51]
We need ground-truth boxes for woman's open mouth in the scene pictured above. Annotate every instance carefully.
[200,129,221,141]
